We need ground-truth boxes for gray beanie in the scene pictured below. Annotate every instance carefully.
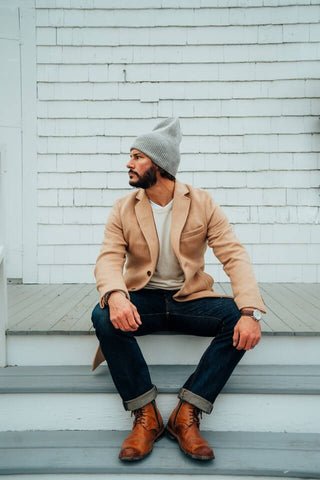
[130,117,182,177]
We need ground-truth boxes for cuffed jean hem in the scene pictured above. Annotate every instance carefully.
[178,388,213,415]
[123,385,158,411]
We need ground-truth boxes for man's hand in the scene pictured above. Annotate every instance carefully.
[233,315,261,351]
[108,292,142,332]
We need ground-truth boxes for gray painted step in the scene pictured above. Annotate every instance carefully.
[0,430,319,477]
[1,364,320,395]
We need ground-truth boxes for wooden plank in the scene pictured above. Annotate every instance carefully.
[27,284,94,331]
[260,316,278,333]
[1,429,319,452]
[8,284,63,316]
[9,284,74,328]
[10,284,88,332]
[6,283,320,335]
[1,364,319,395]
[0,431,319,477]
[259,296,294,334]
[50,285,97,332]
[285,283,320,310]
[265,284,320,332]
[2,364,319,378]
[295,283,320,301]
[68,288,99,332]
[259,285,312,333]
[8,283,49,306]
[277,284,320,322]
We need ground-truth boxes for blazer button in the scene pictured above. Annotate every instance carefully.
[147,270,152,276]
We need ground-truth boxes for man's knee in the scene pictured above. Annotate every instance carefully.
[92,303,112,337]
[224,299,241,328]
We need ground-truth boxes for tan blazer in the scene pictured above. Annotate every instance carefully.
[92,181,266,370]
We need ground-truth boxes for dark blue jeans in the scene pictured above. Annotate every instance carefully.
[91,289,244,414]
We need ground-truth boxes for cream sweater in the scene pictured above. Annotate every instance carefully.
[145,199,185,290]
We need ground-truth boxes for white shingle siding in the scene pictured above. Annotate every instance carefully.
[36,1,320,283]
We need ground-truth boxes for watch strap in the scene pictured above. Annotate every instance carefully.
[241,309,255,316]
[241,309,262,321]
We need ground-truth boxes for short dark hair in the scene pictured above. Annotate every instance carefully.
[158,166,176,182]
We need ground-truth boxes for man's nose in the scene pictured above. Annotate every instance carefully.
[126,159,134,169]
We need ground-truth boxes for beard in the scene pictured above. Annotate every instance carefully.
[128,164,158,189]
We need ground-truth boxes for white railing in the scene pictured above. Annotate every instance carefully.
[0,148,8,367]
[0,246,7,367]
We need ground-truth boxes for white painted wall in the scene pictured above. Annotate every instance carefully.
[10,0,320,282]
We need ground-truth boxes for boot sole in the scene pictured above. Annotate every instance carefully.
[119,426,165,462]
[165,426,215,461]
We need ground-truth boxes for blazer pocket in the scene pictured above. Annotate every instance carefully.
[181,225,206,239]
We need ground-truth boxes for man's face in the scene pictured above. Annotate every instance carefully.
[126,149,158,189]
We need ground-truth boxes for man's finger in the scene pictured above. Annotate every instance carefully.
[244,335,258,351]
[124,307,139,328]
[133,310,141,325]
[126,316,139,330]
[111,319,120,330]
[131,303,141,325]
[233,327,240,347]
[235,331,251,350]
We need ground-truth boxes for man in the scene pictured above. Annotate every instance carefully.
[91,117,266,462]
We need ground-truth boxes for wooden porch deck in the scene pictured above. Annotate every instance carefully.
[7,283,320,336]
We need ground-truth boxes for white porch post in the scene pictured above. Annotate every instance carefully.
[0,246,7,367]
[0,148,8,367]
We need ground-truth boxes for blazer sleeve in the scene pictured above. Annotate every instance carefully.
[205,195,266,313]
[94,200,129,308]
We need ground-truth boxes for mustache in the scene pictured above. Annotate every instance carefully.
[129,170,139,177]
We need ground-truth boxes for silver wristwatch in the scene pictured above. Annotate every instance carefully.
[241,309,262,321]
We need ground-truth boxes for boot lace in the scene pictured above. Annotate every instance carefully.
[133,407,147,426]
[187,405,202,427]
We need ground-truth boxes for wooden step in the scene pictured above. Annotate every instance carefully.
[1,365,319,433]
[0,430,319,478]
[6,283,320,367]
[1,364,320,395]
[6,333,320,366]
[8,283,320,337]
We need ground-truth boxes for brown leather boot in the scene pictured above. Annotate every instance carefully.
[166,400,214,461]
[119,400,164,461]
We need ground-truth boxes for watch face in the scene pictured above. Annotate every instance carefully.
[253,309,262,321]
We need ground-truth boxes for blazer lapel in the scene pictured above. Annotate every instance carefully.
[171,181,190,258]
[135,189,159,266]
